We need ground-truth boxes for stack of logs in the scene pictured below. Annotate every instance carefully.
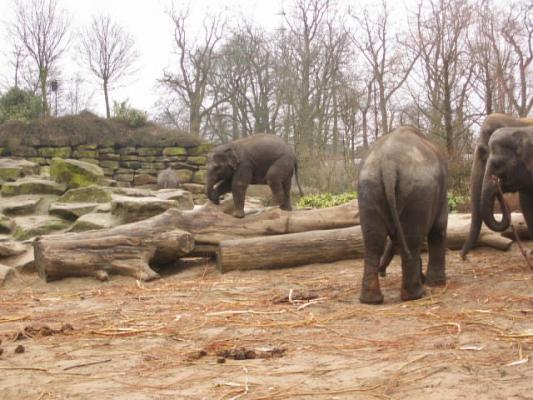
[33,200,528,281]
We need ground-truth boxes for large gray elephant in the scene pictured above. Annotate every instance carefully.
[205,133,303,218]
[478,126,533,239]
[357,126,448,304]
[461,114,533,258]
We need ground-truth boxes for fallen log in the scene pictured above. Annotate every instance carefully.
[34,211,194,282]
[217,226,363,272]
[177,200,359,244]
[216,213,530,272]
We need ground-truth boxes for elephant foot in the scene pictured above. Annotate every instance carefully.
[401,285,425,302]
[280,204,292,211]
[359,289,384,305]
[232,209,245,218]
[424,274,447,287]
[379,270,387,277]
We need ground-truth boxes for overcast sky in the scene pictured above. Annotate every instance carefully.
[0,0,405,118]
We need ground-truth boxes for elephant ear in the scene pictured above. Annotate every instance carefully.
[225,147,239,170]
[514,129,533,168]
[477,143,489,162]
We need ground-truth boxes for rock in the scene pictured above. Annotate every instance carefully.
[155,189,194,210]
[163,146,187,156]
[187,143,214,156]
[111,195,181,223]
[0,215,15,233]
[0,158,40,181]
[50,158,105,188]
[1,196,43,215]
[176,169,193,183]
[138,147,162,156]
[49,202,98,220]
[57,185,112,203]
[187,156,207,165]
[182,183,205,194]
[68,212,115,232]
[134,173,157,186]
[192,169,207,184]
[13,215,70,240]
[0,239,27,257]
[0,264,15,286]
[111,187,154,197]
[1,178,66,197]
[2,248,35,273]
[37,147,72,158]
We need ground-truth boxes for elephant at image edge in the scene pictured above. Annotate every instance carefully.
[461,113,533,258]
[357,126,448,304]
[477,126,533,240]
[205,133,304,218]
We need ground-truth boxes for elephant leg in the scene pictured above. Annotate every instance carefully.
[359,215,387,305]
[425,207,447,286]
[280,177,293,211]
[519,192,533,240]
[400,245,425,301]
[231,170,251,218]
[267,161,292,211]
[378,238,394,277]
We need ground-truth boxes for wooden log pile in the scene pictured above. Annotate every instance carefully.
[33,199,529,281]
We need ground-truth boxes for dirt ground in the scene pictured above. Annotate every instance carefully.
[0,245,532,400]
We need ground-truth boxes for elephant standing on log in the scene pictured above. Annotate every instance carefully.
[462,114,533,258]
[478,126,533,240]
[205,134,303,218]
[357,126,448,304]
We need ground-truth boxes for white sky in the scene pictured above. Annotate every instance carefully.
[0,0,410,118]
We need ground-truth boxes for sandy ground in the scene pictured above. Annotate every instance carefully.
[0,245,532,400]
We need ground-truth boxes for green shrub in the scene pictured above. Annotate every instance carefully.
[112,101,148,127]
[448,193,467,213]
[0,87,43,123]
[297,192,357,209]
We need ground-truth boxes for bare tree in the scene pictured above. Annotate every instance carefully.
[161,7,225,136]
[12,0,69,116]
[80,14,138,118]
[407,0,475,155]
[350,0,418,135]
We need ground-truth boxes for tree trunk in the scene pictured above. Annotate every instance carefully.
[103,80,110,119]
[34,211,194,282]
[215,213,529,272]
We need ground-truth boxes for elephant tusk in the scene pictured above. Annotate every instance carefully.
[213,180,224,190]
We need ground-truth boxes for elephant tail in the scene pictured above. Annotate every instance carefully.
[294,161,304,197]
[382,165,411,260]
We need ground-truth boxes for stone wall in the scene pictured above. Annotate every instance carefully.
[0,143,212,187]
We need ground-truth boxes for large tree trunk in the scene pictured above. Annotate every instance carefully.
[216,213,529,272]
[34,211,194,282]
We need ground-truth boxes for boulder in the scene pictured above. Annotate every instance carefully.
[50,158,105,188]
[182,183,205,194]
[176,169,193,183]
[0,264,15,286]
[192,169,207,184]
[68,212,115,232]
[49,202,99,220]
[155,189,194,210]
[0,158,40,181]
[2,248,35,273]
[13,215,70,240]
[0,239,28,257]
[111,187,154,197]
[57,185,112,203]
[111,195,181,223]
[134,173,157,186]
[1,178,66,196]
[1,196,43,215]
[0,215,15,233]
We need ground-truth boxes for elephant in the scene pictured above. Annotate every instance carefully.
[478,126,533,239]
[461,113,533,258]
[157,167,180,189]
[357,126,448,304]
[205,133,303,218]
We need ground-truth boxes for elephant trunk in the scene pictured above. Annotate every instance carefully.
[480,168,511,232]
[206,175,221,205]
[461,145,488,258]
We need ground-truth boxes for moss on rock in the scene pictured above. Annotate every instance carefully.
[50,158,104,188]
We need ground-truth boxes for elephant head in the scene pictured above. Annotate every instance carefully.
[461,114,533,258]
[205,144,239,204]
[480,128,533,232]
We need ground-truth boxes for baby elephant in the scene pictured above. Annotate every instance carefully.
[357,126,448,304]
[157,167,180,189]
[206,133,303,218]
